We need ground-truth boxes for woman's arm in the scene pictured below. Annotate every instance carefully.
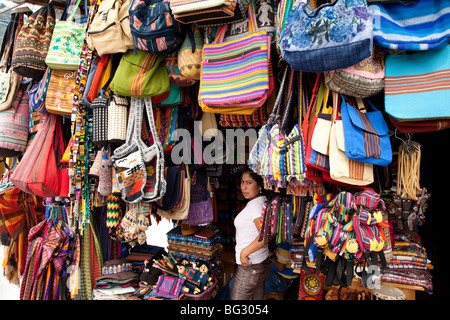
[239,217,266,266]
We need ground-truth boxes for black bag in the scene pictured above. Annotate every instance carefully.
[129,0,183,55]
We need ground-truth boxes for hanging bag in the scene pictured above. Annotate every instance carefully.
[328,92,374,186]
[26,115,65,197]
[0,87,30,157]
[308,85,332,172]
[384,45,450,122]
[248,65,288,175]
[45,0,88,70]
[340,97,392,166]
[112,98,147,203]
[0,11,24,112]
[369,0,450,51]
[156,165,191,221]
[109,50,169,98]
[11,2,56,78]
[178,24,203,81]
[303,76,329,180]
[10,113,54,195]
[199,0,270,114]
[28,67,51,114]
[45,69,77,116]
[128,0,183,55]
[91,90,110,145]
[219,60,275,127]
[107,95,129,144]
[324,48,386,99]
[138,97,166,202]
[173,0,248,27]
[86,0,134,56]
[170,0,237,24]
[279,0,373,73]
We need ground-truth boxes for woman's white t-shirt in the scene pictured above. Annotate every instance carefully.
[234,195,268,265]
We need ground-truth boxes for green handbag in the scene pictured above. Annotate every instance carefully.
[45,0,87,70]
[109,49,170,98]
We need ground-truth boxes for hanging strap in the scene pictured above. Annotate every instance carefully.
[280,68,295,132]
[213,0,260,43]
[271,65,289,121]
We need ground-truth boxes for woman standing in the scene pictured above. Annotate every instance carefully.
[230,168,270,300]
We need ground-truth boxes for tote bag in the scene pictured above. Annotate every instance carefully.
[280,0,373,73]
[27,115,65,197]
[109,50,169,98]
[328,93,374,186]
[340,97,392,166]
[112,99,147,203]
[0,88,29,157]
[11,2,56,78]
[29,67,51,113]
[10,113,55,195]
[369,0,450,51]
[199,0,270,114]
[384,45,450,121]
[45,0,88,70]
[45,69,77,116]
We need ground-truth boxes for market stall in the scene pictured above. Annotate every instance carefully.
[0,0,447,301]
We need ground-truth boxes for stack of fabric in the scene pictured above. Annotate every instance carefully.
[381,236,433,293]
[92,259,140,300]
[125,244,165,273]
[166,226,223,279]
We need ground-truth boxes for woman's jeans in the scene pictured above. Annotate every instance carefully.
[230,259,270,300]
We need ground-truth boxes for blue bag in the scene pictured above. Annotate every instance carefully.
[340,96,392,166]
[369,0,450,51]
[129,0,183,55]
[279,0,373,73]
[384,45,450,122]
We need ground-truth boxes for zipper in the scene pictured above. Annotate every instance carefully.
[206,47,262,63]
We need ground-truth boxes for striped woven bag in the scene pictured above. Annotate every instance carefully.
[199,0,270,115]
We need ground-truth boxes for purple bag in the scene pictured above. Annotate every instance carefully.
[182,197,213,226]
[152,275,184,299]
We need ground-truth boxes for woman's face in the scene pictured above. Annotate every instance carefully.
[240,172,262,200]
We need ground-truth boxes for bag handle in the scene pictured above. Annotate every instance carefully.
[213,0,259,44]
[280,68,295,132]
[304,73,323,125]
[270,65,289,122]
[65,0,87,22]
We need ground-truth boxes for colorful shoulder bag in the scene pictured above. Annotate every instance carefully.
[45,0,88,70]
[199,0,270,115]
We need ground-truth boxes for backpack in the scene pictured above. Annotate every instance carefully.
[129,0,183,55]
[353,189,389,287]
[309,191,361,287]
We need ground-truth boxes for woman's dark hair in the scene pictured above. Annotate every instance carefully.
[240,168,264,189]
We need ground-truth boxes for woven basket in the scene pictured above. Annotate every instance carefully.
[324,70,384,98]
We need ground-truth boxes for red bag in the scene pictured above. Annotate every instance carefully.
[302,74,325,182]
[11,113,54,194]
[389,115,450,133]
[26,114,65,197]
